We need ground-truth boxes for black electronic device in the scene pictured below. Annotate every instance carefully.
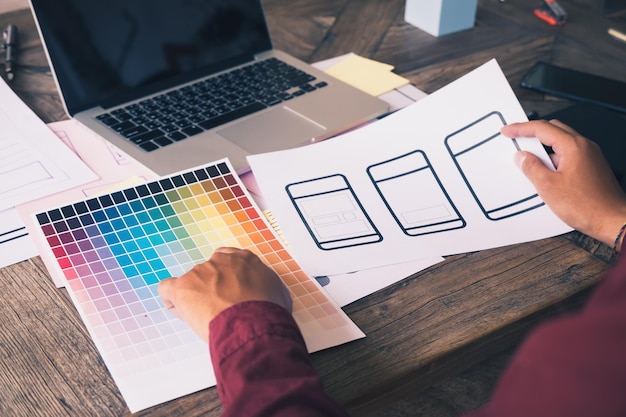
[543,103,626,192]
[520,62,626,114]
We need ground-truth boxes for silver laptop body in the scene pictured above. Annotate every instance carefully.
[30,0,389,175]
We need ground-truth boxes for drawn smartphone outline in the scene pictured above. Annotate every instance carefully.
[445,111,544,220]
[367,150,465,236]
[286,174,382,250]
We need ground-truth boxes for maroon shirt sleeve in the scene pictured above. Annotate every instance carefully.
[208,300,351,417]
[465,254,626,417]
[208,255,626,417]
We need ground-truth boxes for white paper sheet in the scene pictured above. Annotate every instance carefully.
[0,79,97,211]
[0,208,38,267]
[320,257,444,307]
[248,60,572,277]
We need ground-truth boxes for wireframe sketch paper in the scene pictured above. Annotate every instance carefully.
[0,79,97,211]
[248,60,573,277]
[0,208,38,267]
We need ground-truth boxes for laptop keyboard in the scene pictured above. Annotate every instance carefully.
[95,58,328,152]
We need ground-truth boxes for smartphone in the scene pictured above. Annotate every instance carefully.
[520,62,626,114]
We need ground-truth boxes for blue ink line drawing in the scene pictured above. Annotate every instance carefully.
[445,111,544,220]
[367,150,466,236]
[286,174,382,250]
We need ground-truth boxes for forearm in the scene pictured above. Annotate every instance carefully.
[209,301,350,417]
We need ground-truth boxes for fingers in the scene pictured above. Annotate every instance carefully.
[548,119,578,135]
[514,150,552,183]
[501,119,554,139]
[212,246,239,254]
[157,247,293,342]
[502,119,583,172]
[501,119,578,150]
[157,277,176,309]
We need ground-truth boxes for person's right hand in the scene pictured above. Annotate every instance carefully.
[158,247,293,342]
[501,119,626,250]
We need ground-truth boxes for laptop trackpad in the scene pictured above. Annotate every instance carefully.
[218,107,326,154]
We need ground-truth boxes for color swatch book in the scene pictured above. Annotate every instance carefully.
[29,159,364,412]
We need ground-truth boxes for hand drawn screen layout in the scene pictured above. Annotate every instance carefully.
[445,111,544,220]
[286,112,544,250]
[367,150,465,236]
[248,59,572,277]
[286,174,382,250]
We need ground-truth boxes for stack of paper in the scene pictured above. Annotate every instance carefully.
[0,79,98,267]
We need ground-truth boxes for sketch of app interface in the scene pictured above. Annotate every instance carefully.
[286,174,382,250]
[367,150,465,236]
[445,111,544,220]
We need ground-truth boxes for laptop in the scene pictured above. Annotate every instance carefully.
[29,0,389,175]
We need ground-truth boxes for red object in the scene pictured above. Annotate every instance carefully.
[534,0,567,26]
[534,8,560,25]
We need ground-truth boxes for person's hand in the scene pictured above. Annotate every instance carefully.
[158,247,292,342]
[501,119,626,250]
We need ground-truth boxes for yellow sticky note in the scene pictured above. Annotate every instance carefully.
[326,55,409,96]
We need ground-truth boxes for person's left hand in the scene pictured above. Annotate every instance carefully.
[158,247,292,342]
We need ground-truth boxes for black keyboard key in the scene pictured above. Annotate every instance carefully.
[262,97,282,106]
[214,105,230,114]
[182,126,204,136]
[168,131,187,141]
[121,125,148,139]
[175,120,193,128]
[287,74,316,87]
[139,141,159,152]
[130,129,165,144]
[111,121,136,132]
[189,114,206,123]
[97,115,119,126]
[154,137,174,147]
[112,110,133,121]
[145,121,161,129]
[198,102,266,130]
[300,83,316,92]
[161,124,180,133]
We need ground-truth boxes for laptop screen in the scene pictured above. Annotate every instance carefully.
[31,0,273,114]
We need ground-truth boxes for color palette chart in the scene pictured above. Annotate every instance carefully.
[31,159,364,412]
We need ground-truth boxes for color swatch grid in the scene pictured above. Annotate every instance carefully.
[32,159,364,412]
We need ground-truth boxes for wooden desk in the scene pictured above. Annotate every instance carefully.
[1,1,624,415]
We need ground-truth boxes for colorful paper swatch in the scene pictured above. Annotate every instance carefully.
[31,159,364,412]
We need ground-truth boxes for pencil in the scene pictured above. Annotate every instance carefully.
[608,27,626,43]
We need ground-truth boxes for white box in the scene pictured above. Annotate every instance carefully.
[405,0,478,37]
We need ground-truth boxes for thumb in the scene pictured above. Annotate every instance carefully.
[514,151,552,186]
